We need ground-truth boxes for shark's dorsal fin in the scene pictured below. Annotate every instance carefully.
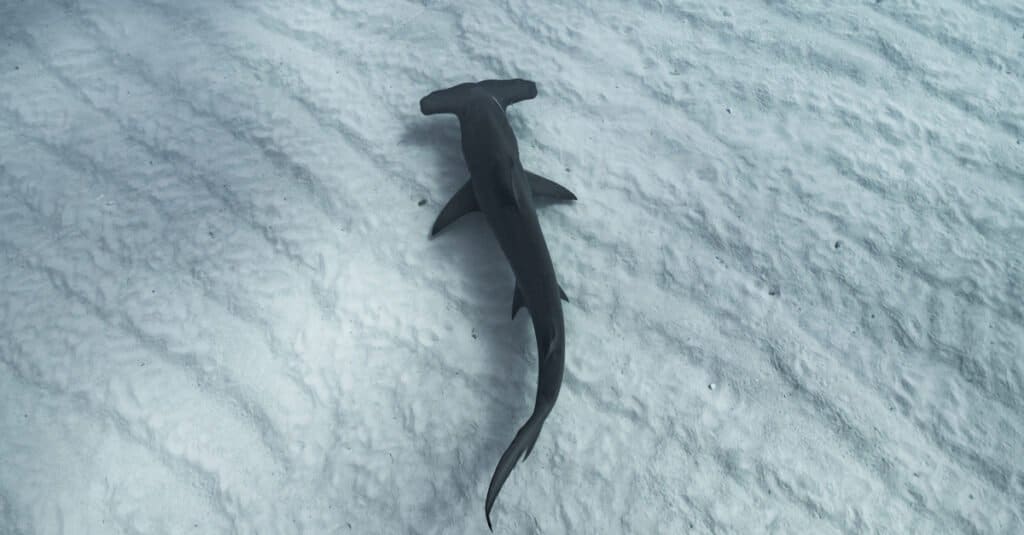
[493,158,523,213]
[509,171,522,213]
[430,181,478,236]
[526,171,577,202]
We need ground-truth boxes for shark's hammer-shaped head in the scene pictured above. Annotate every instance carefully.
[419,79,537,118]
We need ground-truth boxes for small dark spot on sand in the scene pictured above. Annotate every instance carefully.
[417,199,426,206]
[768,286,780,296]
[208,231,215,238]
[834,240,841,249]
[471,330,478,339]
[14,65,19,70]
[565,167,570,173]
[726,107,732,114]
[969,493,974,499]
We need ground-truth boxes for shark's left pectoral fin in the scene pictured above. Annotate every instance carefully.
[526,171,577,202]
[431,181,478,237]
[559,286,569,302]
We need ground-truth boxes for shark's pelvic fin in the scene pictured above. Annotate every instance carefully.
[431,181,478,236]
[526,171,577,201]
[512,282,569,319]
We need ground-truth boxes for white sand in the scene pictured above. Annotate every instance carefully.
[1,1,1021,533]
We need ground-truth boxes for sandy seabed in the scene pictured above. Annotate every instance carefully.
[1,1,1022,533]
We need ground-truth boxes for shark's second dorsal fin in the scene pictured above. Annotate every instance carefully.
[430,181,478,237]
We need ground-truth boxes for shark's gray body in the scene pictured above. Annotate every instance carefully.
[420,79,576,530]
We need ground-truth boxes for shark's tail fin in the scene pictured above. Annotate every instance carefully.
[419,79,537,116]
[484,411,548,531]
[484,329,561,531]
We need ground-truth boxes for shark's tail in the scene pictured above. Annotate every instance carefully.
[420,79,538,116]
[484,409,549,531]
[484,329,563,531]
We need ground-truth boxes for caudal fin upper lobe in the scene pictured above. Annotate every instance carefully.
[484,411,547,531]
[484,329,562,530]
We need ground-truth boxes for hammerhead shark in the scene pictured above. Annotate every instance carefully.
[420,79,576,529]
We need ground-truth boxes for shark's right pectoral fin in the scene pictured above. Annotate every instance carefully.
[431,181,478,236]
[526,171,577,202]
